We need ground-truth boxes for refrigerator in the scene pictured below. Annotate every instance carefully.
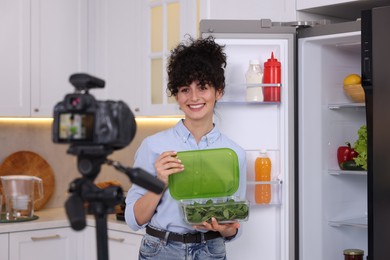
[199,5,390,260]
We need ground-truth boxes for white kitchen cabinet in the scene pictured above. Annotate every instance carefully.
[0,233,9,260]
[30,0,89,117]
[9,227,84,260]
[88,0,143,116]
[0,0,89,117]
[199,0,296,22]
[297,0,354,10]
[296,0,390,21]
[84,226,143,260]
[0,0,31,116]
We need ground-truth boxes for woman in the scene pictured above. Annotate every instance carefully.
[125,36,246,260]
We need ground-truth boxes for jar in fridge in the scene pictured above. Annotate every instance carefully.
[344,249,364,260]
[245,59,263,102]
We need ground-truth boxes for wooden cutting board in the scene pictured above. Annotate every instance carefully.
[0,151,55,211]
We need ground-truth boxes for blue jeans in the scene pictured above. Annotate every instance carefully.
[138,233,227,260]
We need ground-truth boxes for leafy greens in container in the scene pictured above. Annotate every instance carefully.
[168,148,249,224]
[181,197,249,225]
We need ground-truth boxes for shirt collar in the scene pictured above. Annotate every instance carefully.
[174,119,221,146]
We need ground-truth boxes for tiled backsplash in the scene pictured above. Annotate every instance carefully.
[0,119,178,209]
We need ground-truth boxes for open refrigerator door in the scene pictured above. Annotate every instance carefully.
[298,22,367,259]
[201,20,295,260]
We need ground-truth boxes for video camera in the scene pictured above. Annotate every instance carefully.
[52,73,165,260]
[52,73,136,151]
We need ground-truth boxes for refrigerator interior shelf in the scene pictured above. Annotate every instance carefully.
[328,169,367,176]
[328,215,368,228]
[328,102,365,110]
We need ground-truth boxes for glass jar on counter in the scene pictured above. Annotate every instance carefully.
[344,249,364,260]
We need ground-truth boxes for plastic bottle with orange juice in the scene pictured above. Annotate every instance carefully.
[255,149,272,204]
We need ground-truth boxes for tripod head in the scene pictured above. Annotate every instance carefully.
[65,144,165,231]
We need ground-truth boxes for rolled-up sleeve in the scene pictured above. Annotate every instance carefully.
[124,138,157,231]
[125,184,147,231]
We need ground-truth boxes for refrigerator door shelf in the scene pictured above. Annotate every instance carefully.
[246,180,283,205]
[222,83,281,103]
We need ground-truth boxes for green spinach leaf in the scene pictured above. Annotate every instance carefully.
[184,199,249,224]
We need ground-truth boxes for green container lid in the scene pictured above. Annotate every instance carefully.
[168,148,239,200]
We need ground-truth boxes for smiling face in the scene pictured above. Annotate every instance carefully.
[176,81,222,123]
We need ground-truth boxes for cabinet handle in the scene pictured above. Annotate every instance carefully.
[31,234,61,241]
[108,236,125,243]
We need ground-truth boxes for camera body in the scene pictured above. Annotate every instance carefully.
[52,73,136,150]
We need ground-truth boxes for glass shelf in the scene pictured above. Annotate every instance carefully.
[328,169,367,175]
[328,102,365,110]
[328,215,367,228]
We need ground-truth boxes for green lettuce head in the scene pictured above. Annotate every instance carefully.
[353,125,367,170]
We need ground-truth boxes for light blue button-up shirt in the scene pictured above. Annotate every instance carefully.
[125,119,246,234]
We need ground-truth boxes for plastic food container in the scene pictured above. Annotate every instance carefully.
[168,148,249,224]
[180,196,249,225]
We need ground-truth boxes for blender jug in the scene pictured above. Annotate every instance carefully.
[1,175,43,220]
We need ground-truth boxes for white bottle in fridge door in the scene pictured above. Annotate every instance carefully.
[245,59,264,102]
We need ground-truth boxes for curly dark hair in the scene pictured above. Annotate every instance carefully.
[167,36,227,97]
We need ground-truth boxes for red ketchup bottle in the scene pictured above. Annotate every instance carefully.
[263,52,281,102]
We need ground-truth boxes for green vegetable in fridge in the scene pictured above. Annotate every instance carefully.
[340,160,364,171]
[184,199,249,224]
[353,125,367,170]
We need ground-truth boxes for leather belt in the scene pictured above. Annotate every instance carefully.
[146,226,221,243]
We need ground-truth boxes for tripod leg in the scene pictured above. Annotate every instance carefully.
[95,213,109,260]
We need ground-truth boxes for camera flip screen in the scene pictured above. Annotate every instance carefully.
[58,113,94,142]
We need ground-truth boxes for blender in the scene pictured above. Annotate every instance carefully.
[1,175,43,220]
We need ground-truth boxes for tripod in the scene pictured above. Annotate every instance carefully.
[65,145,165,260]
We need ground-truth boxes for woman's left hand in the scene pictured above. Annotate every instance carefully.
[193,217,240,238]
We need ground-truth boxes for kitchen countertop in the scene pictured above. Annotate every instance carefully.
[0,207,145,235]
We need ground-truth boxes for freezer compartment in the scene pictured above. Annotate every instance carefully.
[180,196,249,225]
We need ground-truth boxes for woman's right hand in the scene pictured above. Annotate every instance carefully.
[154,151,184,185]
